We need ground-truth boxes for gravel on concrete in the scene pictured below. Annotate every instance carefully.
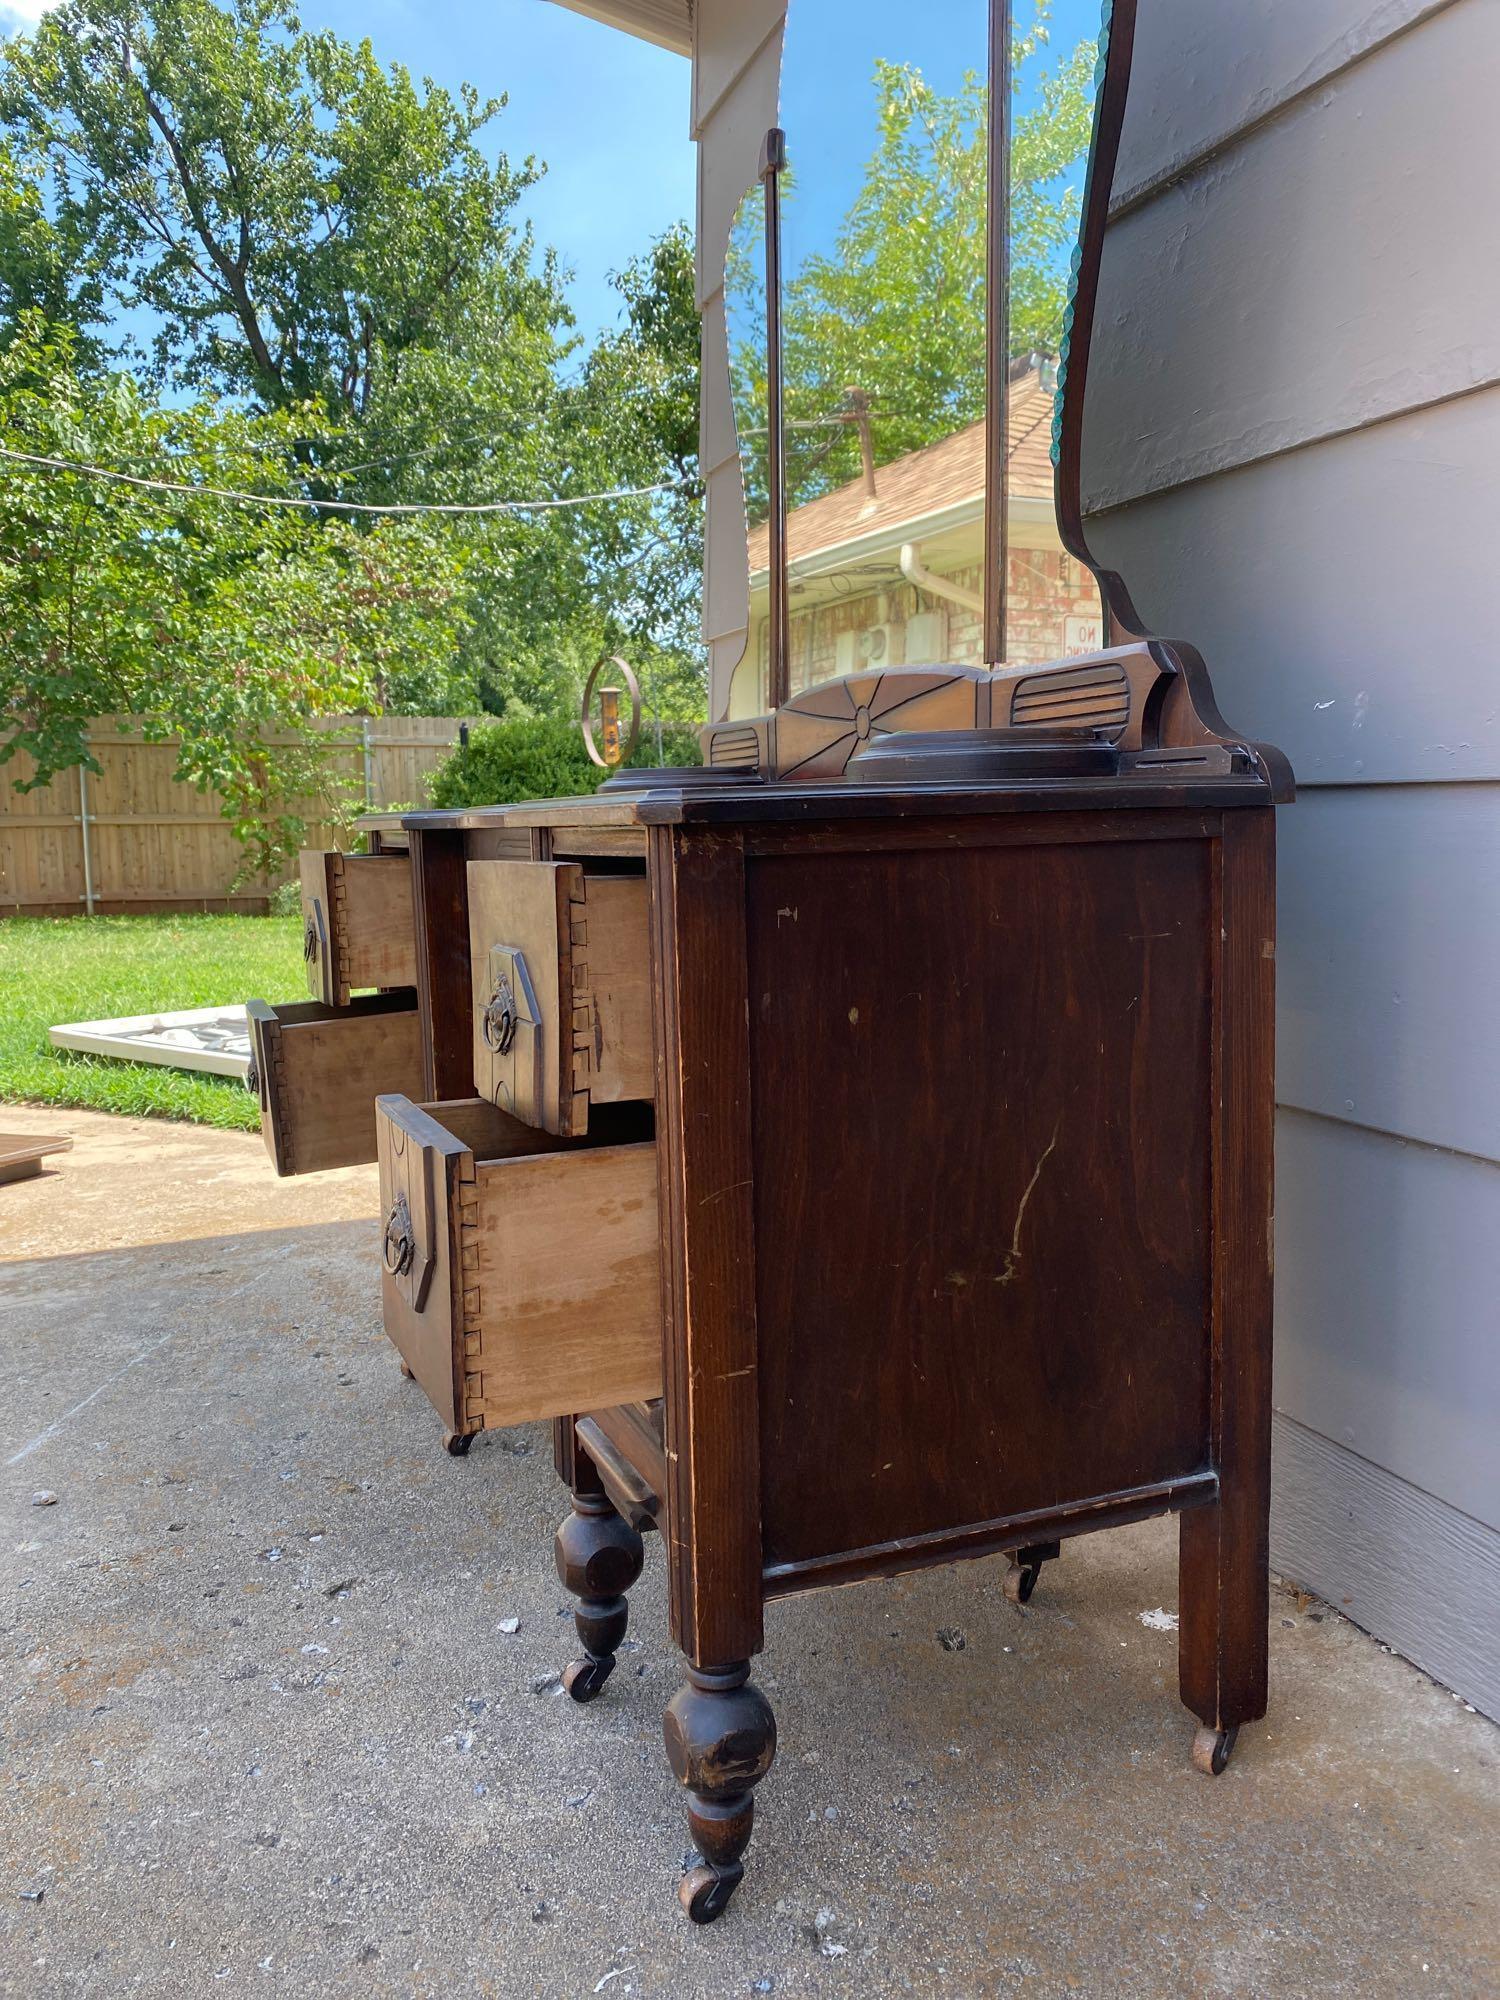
[2,1107,1497,1998]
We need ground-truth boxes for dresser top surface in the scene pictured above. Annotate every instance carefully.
[398,762,1276,837]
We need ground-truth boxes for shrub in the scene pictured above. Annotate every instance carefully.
[426,713,701,811]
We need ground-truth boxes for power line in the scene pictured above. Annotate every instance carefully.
[0,445,698,517]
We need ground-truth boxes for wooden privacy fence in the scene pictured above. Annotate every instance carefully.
[0,715,472,916]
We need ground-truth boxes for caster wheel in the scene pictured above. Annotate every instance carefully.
[441,1430,474,1457]
[399,1360,415,1381]
[1192,1724,1240,1776]
[563,1655,615,1703]
[678,1862,742,1924]
[1003,1560,1039,1605]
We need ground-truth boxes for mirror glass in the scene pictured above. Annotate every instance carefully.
[729,1,1105,707]
[1008,1,1106,665]
[776,0,990,693]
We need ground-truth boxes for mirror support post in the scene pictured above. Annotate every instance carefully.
[984,0,1012,668]
[760,127,790,713]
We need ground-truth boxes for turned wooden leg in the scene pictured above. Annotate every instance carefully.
[663,1663,776,1924]
[555,1490,645,1703]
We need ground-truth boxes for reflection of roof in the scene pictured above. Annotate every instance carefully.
[747,367,1056,573]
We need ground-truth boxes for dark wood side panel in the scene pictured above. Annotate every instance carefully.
[746,829,1216,1568]
[649,824,764,1666]
[1179,809,1277,1731]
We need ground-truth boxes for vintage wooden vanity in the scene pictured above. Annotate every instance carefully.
[245,0,1291,1921]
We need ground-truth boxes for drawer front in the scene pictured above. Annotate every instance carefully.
[468,859,652,1136]
[299,850,417,1007]
[248,994,424,1176]
[376,1095,661,1440]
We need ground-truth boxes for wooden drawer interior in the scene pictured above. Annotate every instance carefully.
[376,1095,661,1438]
[248,994,424,1176]
[467,859,652,1136]
[300,849,417,1007]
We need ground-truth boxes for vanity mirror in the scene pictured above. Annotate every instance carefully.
[722,0,1106,728]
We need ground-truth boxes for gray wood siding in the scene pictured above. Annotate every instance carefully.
[1091,0,1500,515]
[1079,393,1500,785]
[1084,0,1498,1708]
[1272,1411,1500,1722]
[1277,789,1500,1160]
[1276,1111,1500,1529]
[1112,0,1453,210]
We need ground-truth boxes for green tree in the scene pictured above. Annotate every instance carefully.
[0,1,706,740]
[0,140,103,352]
[0,0,566,429]
[0,315,473,873]
[567,222,705,712]
[433,224,707,728]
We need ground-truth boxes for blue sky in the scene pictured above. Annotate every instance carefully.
[248,0,698,342]
[0,0,1098,346]
[780,0,1099,266]
[0,0,697,344]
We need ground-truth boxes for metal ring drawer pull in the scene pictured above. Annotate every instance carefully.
[482,975,518,1055]
[302,913,320,963]
[245,1057,259,1097]
[383,1193,415,1278]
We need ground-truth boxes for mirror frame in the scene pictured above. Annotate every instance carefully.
[1050,0,1139,645]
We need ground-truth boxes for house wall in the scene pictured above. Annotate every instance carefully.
[1081,0,1499,1713]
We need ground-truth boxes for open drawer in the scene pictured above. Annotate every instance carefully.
[468,859,652,1136]
[300,849,417,1007]
[248,994,424,1176]
[376,1095,661,1446]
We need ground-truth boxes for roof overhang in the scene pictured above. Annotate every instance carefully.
[542,0,691,56]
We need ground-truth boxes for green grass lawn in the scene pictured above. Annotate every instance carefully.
[0,914,307,1130]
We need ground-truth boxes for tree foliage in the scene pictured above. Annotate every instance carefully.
[0,140,103,349]
[732,4,1095,508]
[0,314,472,873]
[0,0,562,429]
[0,0,709,857]
[426,709,699,813]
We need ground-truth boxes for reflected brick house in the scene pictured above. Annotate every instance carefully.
[733,364,1104,714]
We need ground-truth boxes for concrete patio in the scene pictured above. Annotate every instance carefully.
[3,1106,1497,1998]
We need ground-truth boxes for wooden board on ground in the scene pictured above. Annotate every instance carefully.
[0,1132,74,1186]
